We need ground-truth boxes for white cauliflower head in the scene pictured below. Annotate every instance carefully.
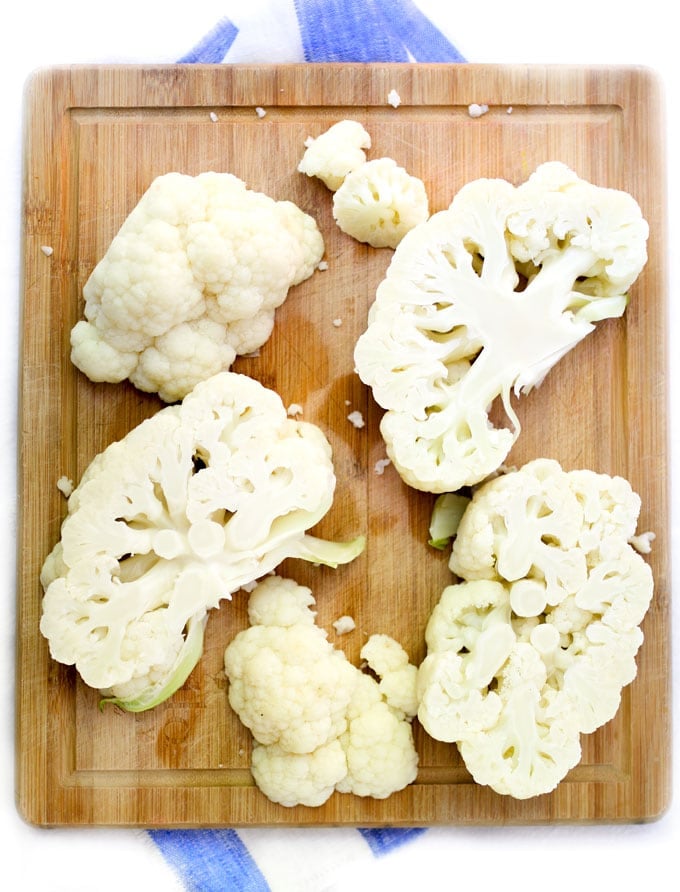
[297,119,372,191]
[39,373,364,712]
[354,161,649,492]
[417,459,654,799]
[70,172,325,402]
[332,157,429,248]
[224,576,418,807]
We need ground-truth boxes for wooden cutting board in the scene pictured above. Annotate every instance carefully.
[16,63,670,827]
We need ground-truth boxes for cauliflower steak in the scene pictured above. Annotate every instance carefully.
[417,459,654,798]
[40,372,364,712]
[354,162,649,492]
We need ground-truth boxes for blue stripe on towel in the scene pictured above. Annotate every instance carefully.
[294,0,465,63]
[373,0,466,62]
[177,18,240,63]
[149,829,270,891]
[360,826,427,855]
[295,0,410,61]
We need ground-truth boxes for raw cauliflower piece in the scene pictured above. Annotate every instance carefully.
[297,120,372,191]
[333,158,429,249]
[40,372,364,712]
[417,458,654,799]
[224,576,418,807]
[70,171,324,402]
[354,161,649,492]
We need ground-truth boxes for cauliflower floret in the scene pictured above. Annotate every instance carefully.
[336,673,418,799]
[354,161,649,492]
[360,634,419,717]
[332,157,429,249]
[251,740,348,808]
[224,576,418,807]
[297,120,372,191]
[39,372,365,712]
[417,459,654,799]
[70,171,325,402]
[225,623,357,754]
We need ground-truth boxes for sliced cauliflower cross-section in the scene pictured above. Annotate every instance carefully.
[417,458,654,799]
[70,171,325,402]
[354,161,649,492]
[40,372,365,713]
[224,575,418,807]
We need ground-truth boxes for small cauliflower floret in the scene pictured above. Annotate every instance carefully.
[70,171,325,402]
[336,673,418,799]
[39,373,365,712]
[333,614,356,635]
[224,580,358,753]
[417,459,654,799]
[354,161,649,492]
[297,120,372,191]
[251,740,348,808]
[332,158,429,249]
[224,576,418,807]
[360,634,419,717]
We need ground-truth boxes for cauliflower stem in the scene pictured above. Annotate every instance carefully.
[99,612,207,712]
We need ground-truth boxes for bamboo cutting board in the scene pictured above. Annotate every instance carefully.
[16,64,670,827]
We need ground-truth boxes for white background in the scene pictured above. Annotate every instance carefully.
[1,2,676,889]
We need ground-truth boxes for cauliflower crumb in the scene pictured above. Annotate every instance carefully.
[255,106,267,118]
[332,615,356,635]
[56,476,74,498]
[506,106,513,114]
[387,89,401,108]
[332,318,343,327]
[374,458,391,476]
[317,260,329,271]
[40,245,54,256]
[347,410,365,429]
[629,531,656,554]
[209,111,218,122]
[468,103,489,118]
[286,403,303,417]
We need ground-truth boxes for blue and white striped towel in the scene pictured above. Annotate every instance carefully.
[150,3,464,889]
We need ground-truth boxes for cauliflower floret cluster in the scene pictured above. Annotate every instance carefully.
[417,458,654,799]
[70,171,325,402]
[354,161,649,492]
[224,576,419,807]
[40,372,364,712]
[298,120,429,248]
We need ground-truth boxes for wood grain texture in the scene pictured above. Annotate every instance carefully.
[16,63,670,827]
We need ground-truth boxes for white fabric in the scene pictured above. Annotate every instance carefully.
[2,2,678,891]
